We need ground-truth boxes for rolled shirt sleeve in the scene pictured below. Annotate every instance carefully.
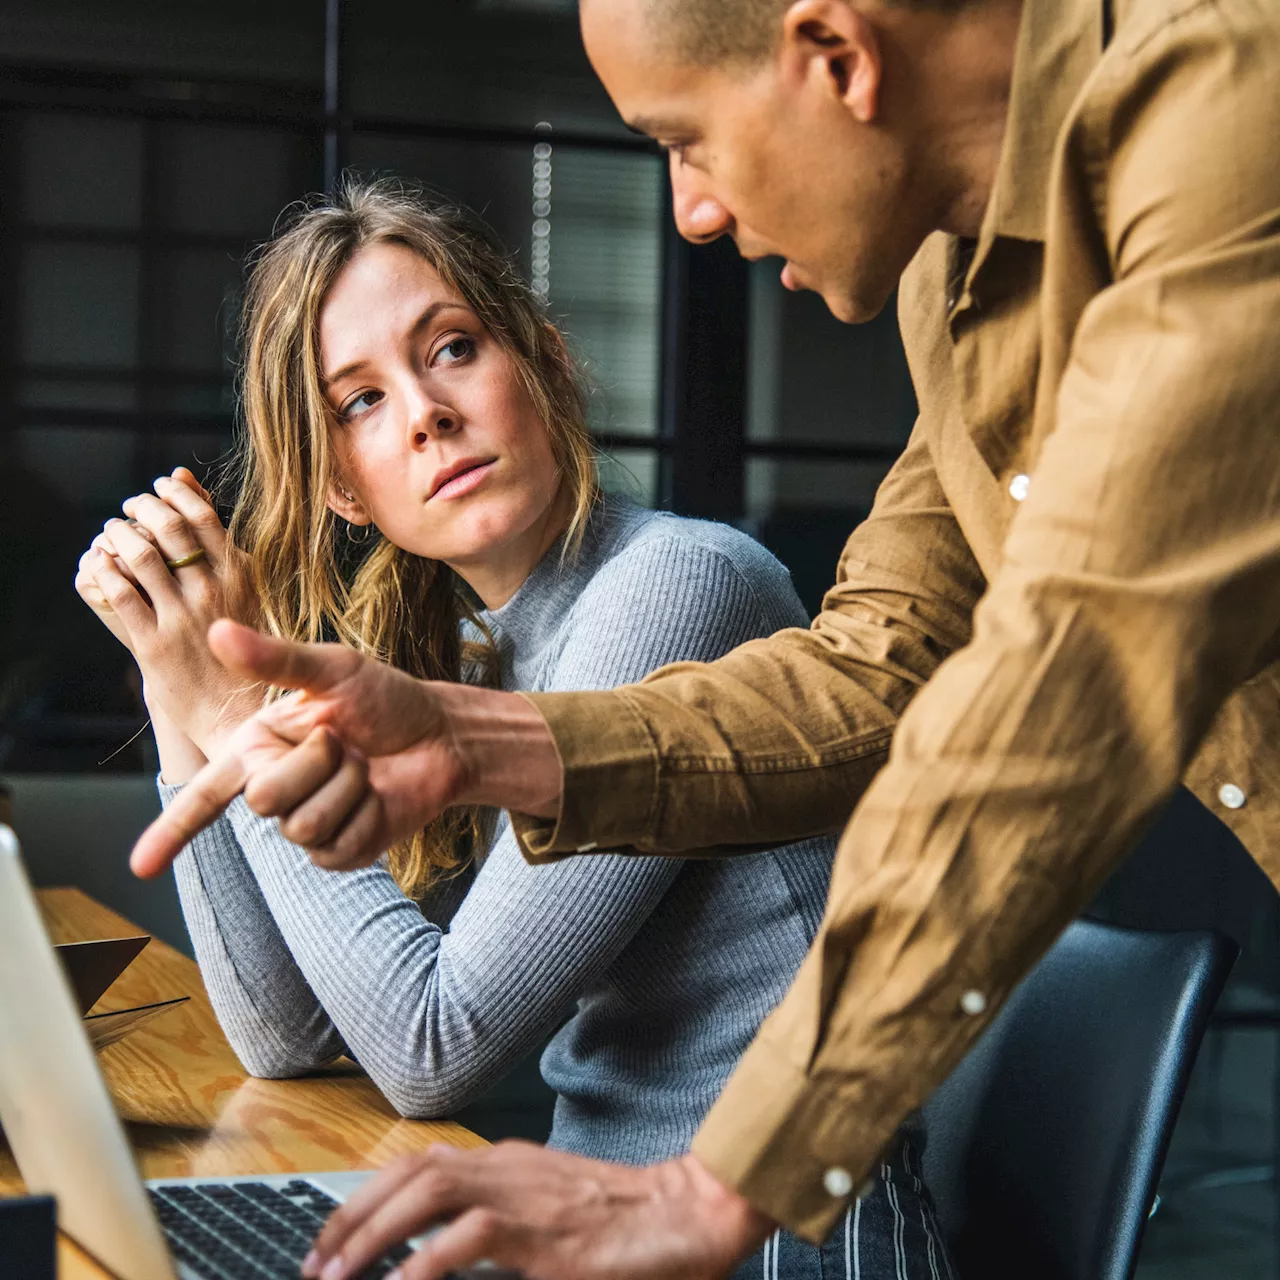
[514,419,985,859]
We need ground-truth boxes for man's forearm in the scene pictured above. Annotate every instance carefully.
[437,683,564,819]
[510,426,982,861]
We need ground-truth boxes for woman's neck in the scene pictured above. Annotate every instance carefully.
[448,484,578,610]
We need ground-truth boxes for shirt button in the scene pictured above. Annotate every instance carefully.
[575,841,599,853]
[1008,473,1031,503]
[960,989,988,1016]
[1218,784,1246,810]
[823,1166,854,1198]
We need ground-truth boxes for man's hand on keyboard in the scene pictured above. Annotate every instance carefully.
[300,1142,773,1280]
[130,619,563,878]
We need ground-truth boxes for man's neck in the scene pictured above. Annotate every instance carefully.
[889,0,1024,239]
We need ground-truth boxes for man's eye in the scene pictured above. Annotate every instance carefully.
[437,336,476,364]
[341,390,382,419]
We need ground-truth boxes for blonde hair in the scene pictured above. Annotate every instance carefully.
[229,177,598,898]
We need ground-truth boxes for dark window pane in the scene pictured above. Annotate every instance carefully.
[597,447,659,508]
[746,264,915,449]
[745,457,892,520]
[19,114,145,230]
[18,378,140,412]
[742,459,894,616]
[15,425,140,508]
[147,247,242,373]
[20,244,141,368]
[151,123,315,239]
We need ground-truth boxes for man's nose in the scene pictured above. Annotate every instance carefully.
[670,158,732,245]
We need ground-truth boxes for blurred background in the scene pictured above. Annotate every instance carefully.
[0,2,1277,1274]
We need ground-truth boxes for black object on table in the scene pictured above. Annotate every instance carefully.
[0,1194,56,1280]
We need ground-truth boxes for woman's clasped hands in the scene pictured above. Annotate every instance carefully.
[74,466,263,774]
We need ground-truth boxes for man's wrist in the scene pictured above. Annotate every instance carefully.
[433,683,564,818]
[662,1155,775,1260]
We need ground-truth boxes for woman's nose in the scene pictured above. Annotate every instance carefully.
[406,391,459,447]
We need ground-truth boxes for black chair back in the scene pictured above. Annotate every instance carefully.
[921,919,1236,1280]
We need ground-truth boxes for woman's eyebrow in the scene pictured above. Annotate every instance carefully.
[322,300,473,387]
[409,299,473,339]
[322,357,370,389]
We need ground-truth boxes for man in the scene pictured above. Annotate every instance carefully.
[133,0,1280,1275]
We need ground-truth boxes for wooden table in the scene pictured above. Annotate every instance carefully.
[0,888,486,1278]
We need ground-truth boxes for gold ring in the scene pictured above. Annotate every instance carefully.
[165,549,208,571]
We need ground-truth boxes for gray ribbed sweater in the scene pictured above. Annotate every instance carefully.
[164,497,837,1164]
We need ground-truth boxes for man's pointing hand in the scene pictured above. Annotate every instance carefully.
[130,619,562,878]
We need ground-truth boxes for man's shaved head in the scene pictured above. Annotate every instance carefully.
[640,0,964,67]
[644,0,790,66]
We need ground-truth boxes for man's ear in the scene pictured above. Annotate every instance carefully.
[326,481,373,526]
[780,0,883,124]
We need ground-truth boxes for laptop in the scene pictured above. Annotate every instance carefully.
[0,824,412,1280]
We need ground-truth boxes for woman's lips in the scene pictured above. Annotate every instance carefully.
[431,459,496,501]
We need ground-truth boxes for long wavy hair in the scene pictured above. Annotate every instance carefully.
[229,177,598,898]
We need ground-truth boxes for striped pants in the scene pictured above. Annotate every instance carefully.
[730,1135,956,1280]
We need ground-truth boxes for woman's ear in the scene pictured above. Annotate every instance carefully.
[543,322,572,373]
[326,481,373,526]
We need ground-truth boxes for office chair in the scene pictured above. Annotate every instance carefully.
[921,919,1237,1280]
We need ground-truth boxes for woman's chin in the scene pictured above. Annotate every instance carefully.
[402,499,546,569]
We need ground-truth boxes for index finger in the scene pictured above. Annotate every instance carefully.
[153,473,228,559]
[310,1152,469,1280]
[306,1154,434,1269]
[130,750,249,878]
[171,466,213,502]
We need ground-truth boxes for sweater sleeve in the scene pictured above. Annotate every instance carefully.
[162,785,347,1076]
[201,533,803,1117]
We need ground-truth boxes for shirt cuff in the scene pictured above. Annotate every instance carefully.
[690,1033,903,1245]
[510,689,661,862]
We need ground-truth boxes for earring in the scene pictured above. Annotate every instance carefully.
[346,520,373,545]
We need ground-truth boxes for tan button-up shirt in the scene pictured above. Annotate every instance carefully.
[514,0,1280,1243]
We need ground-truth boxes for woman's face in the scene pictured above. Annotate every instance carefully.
[319,240,566,604]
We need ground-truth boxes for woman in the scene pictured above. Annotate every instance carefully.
[76,180,951,1279]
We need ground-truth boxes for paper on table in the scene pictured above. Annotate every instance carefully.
[53,936,189,1051]
[82,997,191,1051]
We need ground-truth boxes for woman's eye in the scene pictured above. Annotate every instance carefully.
[341,389,382,419]
[436,336,476,365]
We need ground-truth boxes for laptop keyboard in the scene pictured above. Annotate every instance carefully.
[148,1180,413,1279]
